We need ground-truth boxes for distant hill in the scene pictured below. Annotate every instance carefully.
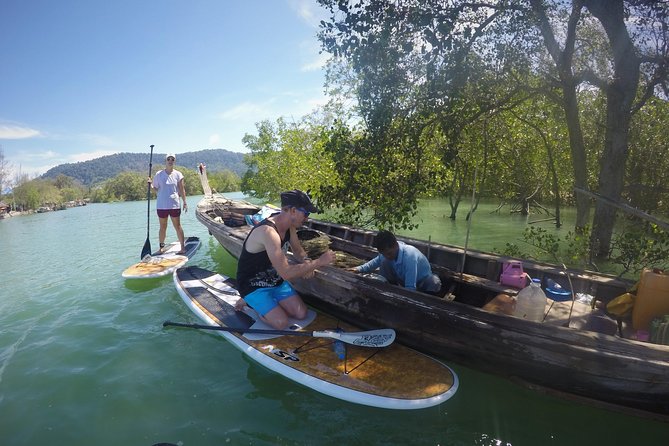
[41,149,248,186]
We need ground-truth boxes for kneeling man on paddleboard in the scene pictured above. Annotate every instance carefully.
[236,190,335,330]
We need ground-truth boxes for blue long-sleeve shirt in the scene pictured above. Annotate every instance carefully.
[355,241,433,290]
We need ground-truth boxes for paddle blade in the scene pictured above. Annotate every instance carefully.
[141,238,152,259]
[328,329,396,348]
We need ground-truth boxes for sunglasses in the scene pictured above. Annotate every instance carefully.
[296,207,310,217]
[166,157,175,161]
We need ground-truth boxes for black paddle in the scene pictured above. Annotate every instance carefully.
[163,321,396,348]
[140,144,155,259]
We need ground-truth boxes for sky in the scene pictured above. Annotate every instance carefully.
[0,0,332,177]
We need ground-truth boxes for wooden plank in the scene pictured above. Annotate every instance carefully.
[432,265,519,295]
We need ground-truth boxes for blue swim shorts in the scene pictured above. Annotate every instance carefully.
[243,281,296,316]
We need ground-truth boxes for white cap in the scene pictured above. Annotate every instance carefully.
[165,153,176,160]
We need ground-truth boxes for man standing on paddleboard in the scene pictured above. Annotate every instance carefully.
[148,153,188,254]
[236,190,335,329]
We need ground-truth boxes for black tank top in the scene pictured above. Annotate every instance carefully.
[236,219,290,297]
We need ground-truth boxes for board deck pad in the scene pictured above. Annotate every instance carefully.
[172,266,458,409]
[122,236,201,279]
[151,236,201,258]
[177,266,317,341]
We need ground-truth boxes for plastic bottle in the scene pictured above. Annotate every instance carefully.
[333,328,346,360]
[514,279,547,322]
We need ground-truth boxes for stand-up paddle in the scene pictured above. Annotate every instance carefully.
[140,144,154,259]
[162,320,396,347]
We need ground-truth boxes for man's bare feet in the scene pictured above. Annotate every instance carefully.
[234,298,247,311]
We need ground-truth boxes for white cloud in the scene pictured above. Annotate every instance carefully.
[209,134,220,145]
[77,133,116,147]
[0,124,41,139]
[17,150,58,160]
[289,0,328,28]
[219,100,276,121]
[301,51,330,72]
[289,0,330,72]
[218,88,328,128]
[305,95,329,109]
[67,150,118,163]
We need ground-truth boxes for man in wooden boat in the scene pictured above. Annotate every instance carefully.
[347,230,442,294]
[235,190,336,329]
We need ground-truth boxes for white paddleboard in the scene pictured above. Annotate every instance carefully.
[122,236,201,279]
[171,266,459,409]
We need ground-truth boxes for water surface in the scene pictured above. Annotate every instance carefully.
[0,195,666,445]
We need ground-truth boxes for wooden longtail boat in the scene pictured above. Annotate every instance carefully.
[195,191,669,420]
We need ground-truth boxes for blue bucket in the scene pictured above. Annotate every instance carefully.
[544,278,572,302]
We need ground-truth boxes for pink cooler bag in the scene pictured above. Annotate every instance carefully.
[500,261,528,289]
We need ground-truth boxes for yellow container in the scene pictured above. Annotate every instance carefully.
[632,269,669,330]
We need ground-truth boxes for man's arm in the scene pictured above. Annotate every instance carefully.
[259,226,334,280]
[287,226,308,262]
[178,177,187,211]
[351,255,383,273]
[402,248,420,290]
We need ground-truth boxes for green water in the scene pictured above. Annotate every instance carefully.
[0,195,667,445]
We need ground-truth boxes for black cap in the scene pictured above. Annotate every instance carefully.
[280,190,319,213]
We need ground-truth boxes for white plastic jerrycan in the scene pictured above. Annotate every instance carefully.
[514,278,547,322]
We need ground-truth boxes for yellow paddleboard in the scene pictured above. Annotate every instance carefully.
[122,236,200,279]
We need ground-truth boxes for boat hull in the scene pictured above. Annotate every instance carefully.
[195,195,669,419]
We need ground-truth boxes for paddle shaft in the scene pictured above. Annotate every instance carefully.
[163,321,395,348]
[146,144,154,236]
[140,145,154,258]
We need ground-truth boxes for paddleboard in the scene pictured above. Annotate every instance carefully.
[122,236,201,279]
[171,265,459,409]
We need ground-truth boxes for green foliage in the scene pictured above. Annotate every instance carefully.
[53,174,75,190]
[498,226,591,269]
[89,186,110,203]
[10,174,87,210]
[180,167,201,197]
[241,115,338,204]
[318,0,669,259]
[610,224,669,276]
[208,170,241,193]
[98,171,147,202]
[626,97,669,215]
[12,180,42,210]
[499,242,525,259]
[60,187,82,202]
[317,120,444,230]
[498,223,669,277]
[89,165,204,203]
